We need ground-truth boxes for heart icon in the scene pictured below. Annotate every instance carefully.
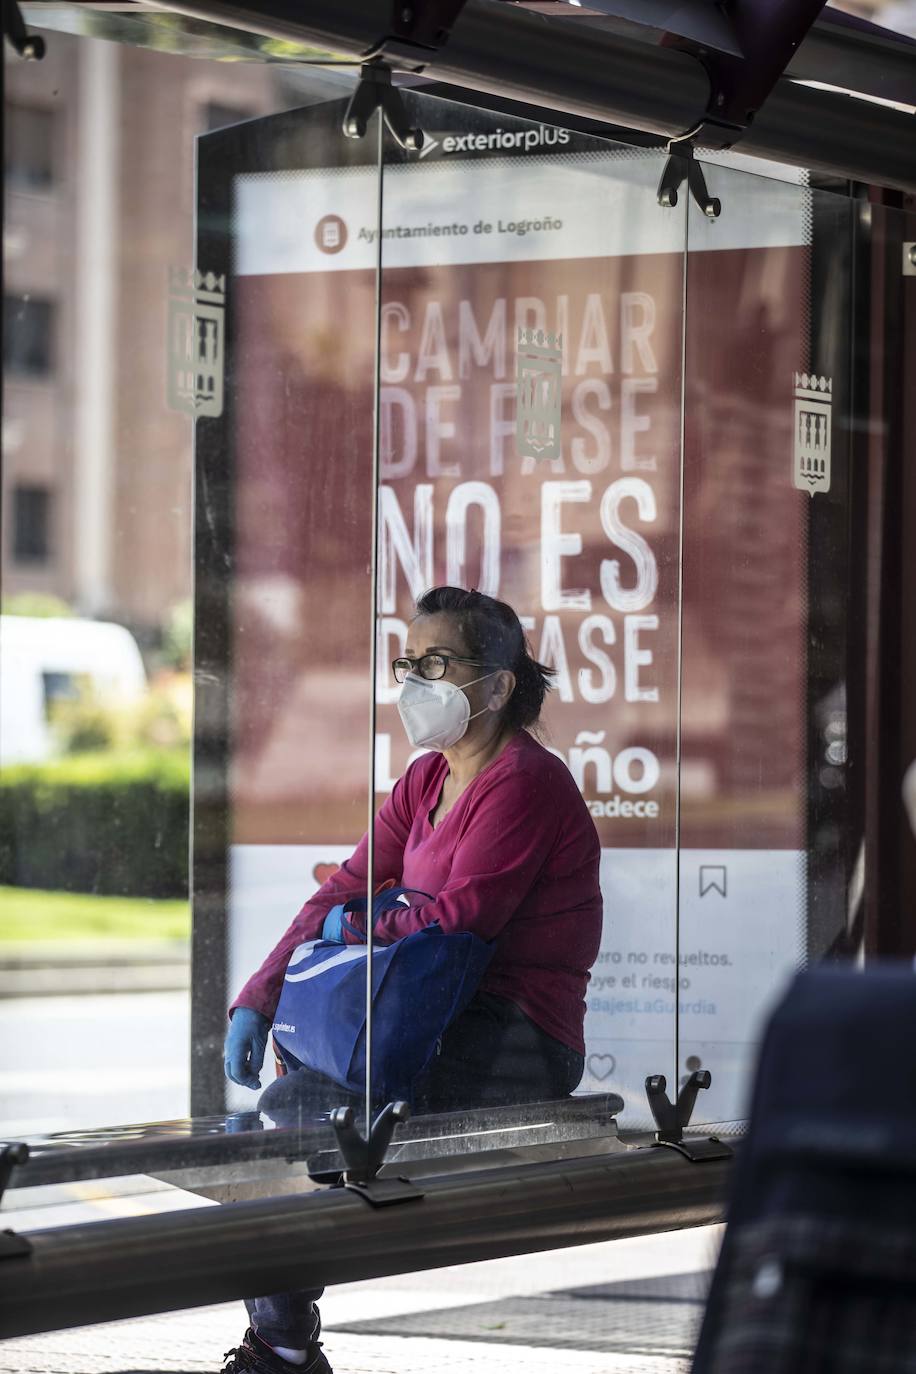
[587,1053,616,1081]
[312,862,339,887]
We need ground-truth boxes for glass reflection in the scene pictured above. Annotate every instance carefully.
[373,92,687,1132]
[2,9,884,1369]
[677,162,854,1127]
[3,0,867,1199]
[1,16,377,1159]
[208,95,378,1142]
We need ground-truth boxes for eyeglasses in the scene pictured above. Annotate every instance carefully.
[392,653,496,683]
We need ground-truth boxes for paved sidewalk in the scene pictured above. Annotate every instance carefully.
[0,1226,721,1374]
[0,943,189,998]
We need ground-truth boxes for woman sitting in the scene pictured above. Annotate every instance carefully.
[221,585,603,1374]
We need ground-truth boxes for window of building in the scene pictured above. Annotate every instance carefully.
[12,483,52,563]
[203,101,254,133]
[3,295,56,377]
[41,671,86,720]
[4,103,55,190]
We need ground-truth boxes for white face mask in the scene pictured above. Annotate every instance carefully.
[397,670,497,751]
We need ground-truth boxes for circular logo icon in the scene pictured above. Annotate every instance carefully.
[314,214,348,255]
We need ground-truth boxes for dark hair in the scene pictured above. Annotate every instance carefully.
[413,586,555,732]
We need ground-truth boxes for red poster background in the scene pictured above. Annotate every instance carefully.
[231,243,807,854]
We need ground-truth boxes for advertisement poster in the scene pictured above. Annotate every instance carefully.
[224,112,809,1124]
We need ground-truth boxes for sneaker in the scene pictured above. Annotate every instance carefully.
[221,1327,332,1374]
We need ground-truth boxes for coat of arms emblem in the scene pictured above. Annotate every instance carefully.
[167,268,225,418]
[793,373,832,496]
[516,327,563,464]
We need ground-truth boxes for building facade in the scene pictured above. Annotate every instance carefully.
[3,32,279,639]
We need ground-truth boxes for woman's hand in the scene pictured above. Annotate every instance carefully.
[224,1007,271,1089]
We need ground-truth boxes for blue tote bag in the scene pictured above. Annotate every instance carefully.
[271,888,494,1104]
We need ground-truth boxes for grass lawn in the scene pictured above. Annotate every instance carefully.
[0,886,190,943]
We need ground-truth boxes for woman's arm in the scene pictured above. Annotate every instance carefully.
[348,764,564,946]
[230,765,417,1019]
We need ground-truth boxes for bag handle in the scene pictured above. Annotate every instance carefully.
[340,887,433,941]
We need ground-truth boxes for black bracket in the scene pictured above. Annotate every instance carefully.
[363,0,471,72]
[0,1143,32,1261]
[2,0,45,59]
[344,64,425,152]
[326,1102,424,1208]
[341,2,471,150]
[645,1071,733,1163]
[654,0,829,219]
[656,1,828,154]
[656,141,721,220]
[696,1,829,149]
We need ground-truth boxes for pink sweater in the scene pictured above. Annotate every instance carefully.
[232,731,603,1054]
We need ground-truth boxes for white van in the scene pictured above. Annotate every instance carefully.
[0,616,147,766]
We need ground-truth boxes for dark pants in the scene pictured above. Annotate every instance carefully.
[245,992,583,1348]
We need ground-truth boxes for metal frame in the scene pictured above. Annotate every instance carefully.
[133,0,916,192]
[667,0,832,151]
[0,1142,731,1338]
[23,0,916,108]
[862,197,916,957]
[190,115,237,1117]
[790,9,916,107]
[805,187,859,962]
[507,1,916,110]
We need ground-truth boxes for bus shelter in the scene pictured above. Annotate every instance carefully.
[1,0,915,1350]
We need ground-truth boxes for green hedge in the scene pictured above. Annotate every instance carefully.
[0,750,190,898]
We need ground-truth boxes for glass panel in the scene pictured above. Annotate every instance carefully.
[1,1,880,1219]
[1,11,377,1190]
[372,91,688,1141]
[195,96,381,1149]
[677,158,855,1129]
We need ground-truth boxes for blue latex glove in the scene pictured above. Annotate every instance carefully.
[321,903,346,943]
[224,1007,271,1090]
